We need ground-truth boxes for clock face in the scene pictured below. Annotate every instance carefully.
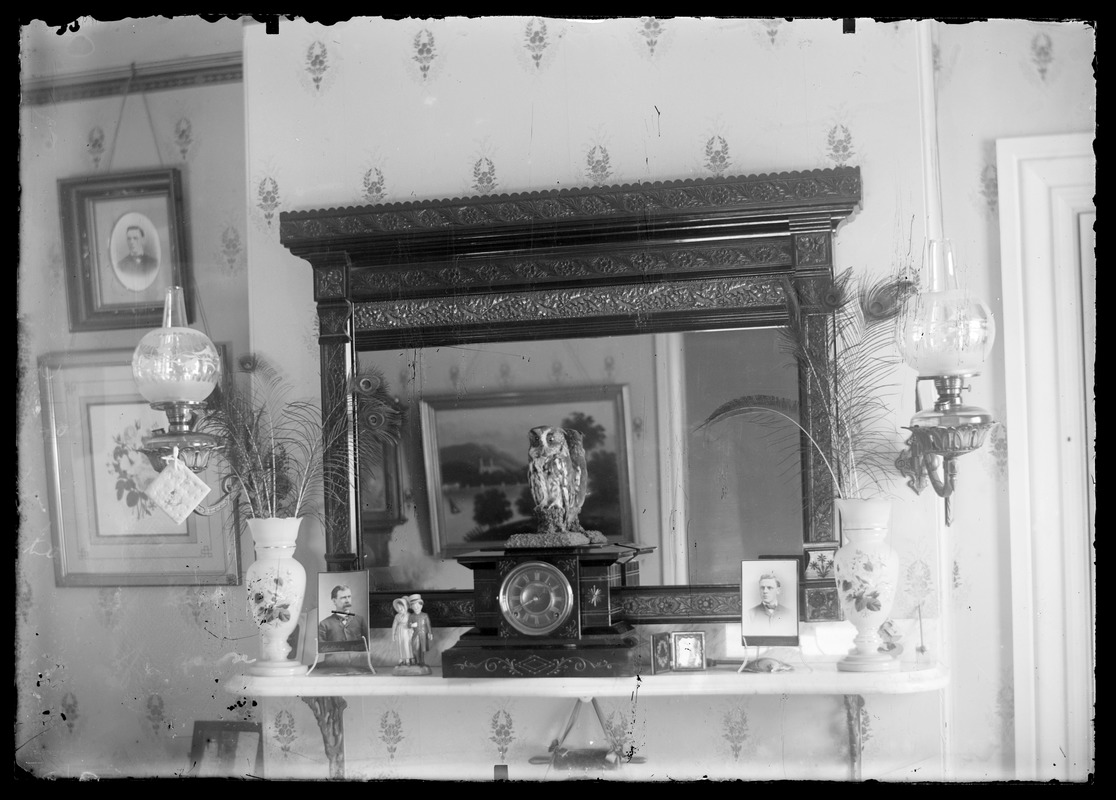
[498,560,575,636]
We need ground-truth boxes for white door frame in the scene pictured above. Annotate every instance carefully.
[996,132,1095,781]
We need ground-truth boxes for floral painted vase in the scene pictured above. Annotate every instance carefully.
[833,498,900,672]
[245,517,308,676]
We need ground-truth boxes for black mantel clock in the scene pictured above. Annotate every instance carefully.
[441,544,654,678]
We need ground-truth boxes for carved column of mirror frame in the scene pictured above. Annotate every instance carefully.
[281,166,862,623]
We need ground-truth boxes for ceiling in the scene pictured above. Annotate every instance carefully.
[19,15,247,83]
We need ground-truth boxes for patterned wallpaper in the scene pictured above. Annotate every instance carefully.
[17,62,254,777]
[16,16,1094,781]
[240,16,1093,781]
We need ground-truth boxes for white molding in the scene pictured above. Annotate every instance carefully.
[20,52,243,106]
[996,132,1095,781]
[655,332,689,584]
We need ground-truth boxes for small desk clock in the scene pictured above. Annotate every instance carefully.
[441,544,653,678]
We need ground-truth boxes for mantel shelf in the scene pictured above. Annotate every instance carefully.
[227,660,947,700]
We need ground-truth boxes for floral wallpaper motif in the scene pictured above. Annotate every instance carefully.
[826,123,855,166]
[637,17,665,57]
[97,587,124,629]
[300,40,338,95]
[61,691,79,733]
[1030,33,1054,81]
[144,694,166,734]
[988,421,1008,479]
[979,159,999,214]
[215,223,245,275]
[411,29,437,81]
[271,708,298,757]
[704,135,732,176]
[173,117,193,160]
[523,18,550,69]
[378,708,405,760]
[721,704,752,760]
[599,700,644,763]
[471,156,499,195]
[86,126,105,169]
[361,166,387,203]
[252,173,282,233]
[584,144,612,185]
[756,18,783,46]
[17,574,32,626]
[489,708,515,762]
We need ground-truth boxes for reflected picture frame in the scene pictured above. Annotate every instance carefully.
[58,168,193,332]
[741,557,801,646]
[37,348,240,586]
[418,386,635,555]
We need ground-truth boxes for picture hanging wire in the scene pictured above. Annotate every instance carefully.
[105,63,164,172]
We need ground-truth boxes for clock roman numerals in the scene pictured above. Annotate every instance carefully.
[498,560,574,636]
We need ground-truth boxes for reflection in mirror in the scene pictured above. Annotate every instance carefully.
[358,325,801,588]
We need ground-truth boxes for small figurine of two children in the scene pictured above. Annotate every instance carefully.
[391,593,433,676]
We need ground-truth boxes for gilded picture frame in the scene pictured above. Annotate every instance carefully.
[37,348,239,586]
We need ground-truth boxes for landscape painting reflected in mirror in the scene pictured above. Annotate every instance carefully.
[359,326,803,587]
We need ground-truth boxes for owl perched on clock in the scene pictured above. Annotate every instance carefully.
[527,426,584,535]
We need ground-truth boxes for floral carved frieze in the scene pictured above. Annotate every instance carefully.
[795,232,830,266]
[349,241,793,297]
[354,276,786,333]
[620,585,741,622]
[280,168,862,242]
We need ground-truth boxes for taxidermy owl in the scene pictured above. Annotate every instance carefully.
[562,428,588,532]
[528,426,571,513]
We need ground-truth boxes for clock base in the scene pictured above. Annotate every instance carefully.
[442,637,642,678]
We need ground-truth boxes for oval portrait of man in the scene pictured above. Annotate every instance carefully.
[109,212,162,292]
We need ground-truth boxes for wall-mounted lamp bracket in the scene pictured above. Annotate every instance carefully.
[895,376,995,526]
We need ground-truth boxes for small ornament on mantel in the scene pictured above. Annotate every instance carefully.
[392,594,433,676]
[505,425,608,549]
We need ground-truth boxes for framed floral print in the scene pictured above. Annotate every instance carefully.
[37,349,239,586]
[58,168,193,332]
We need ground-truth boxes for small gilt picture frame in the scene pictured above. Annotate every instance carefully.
[650,632,673,674]
[670,631,706,671]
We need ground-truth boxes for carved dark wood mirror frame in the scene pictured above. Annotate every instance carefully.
[279,166,861,628]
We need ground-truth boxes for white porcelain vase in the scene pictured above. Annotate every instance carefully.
[833,498,900,672]
[245,517,308,676]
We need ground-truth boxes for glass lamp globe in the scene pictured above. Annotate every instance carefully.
[132,286,221,405]
[897,239,996,378]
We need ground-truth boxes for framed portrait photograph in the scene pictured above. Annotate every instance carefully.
[189,720,263,778]
[316,570,371,654]
[37,349,240,586]
[311,570,375,675]
[650,631,673,674]
[418,386,635,555]
[670,631,706,671]
[740,558,801,646]
[58,168,193,332]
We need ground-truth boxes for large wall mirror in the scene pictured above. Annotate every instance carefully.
[280,167,861,624]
